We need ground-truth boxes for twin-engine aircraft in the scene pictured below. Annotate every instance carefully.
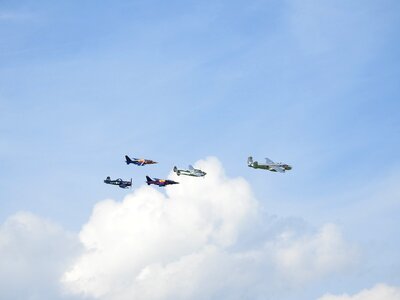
[173,165,206,177]
[125,155,157,166]
[146,176,179,187]
[248,156,292,173]
[104,176,132,189]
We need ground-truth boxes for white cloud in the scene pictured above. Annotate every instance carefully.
[318,283,400,300]
[62,157,356,299]
[266,223,356,284]
[0,212,81,300]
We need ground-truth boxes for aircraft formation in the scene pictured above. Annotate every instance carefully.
[104,155,291,189]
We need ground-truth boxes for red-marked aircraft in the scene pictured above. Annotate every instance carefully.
[146,176,179,187]
[125,155,157,166]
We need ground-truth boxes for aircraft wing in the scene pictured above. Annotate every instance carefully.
[265,157,275,164]
[271,166,285,173]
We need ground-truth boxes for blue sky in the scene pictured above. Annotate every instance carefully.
[1,1,400,299]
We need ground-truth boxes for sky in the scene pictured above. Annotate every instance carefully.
[1,0,400,299]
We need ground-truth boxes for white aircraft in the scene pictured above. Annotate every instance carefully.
[248,156,292,173]
[173,165,206,177]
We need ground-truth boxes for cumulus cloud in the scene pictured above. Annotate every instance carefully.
[0,212,81,300]
[62,157,356,300]
[318,283,400,300]
[265,222,355,284]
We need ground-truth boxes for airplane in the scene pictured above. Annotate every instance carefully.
[125,155,157,166]
[146,176,179,187]
[173,165,206,177]
[247,156,292,173]
[104,176,132,188]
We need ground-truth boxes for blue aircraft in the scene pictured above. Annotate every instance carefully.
[104,176,132,189]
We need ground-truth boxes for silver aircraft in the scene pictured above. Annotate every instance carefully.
[247,156,292,173]
[173,165,206,177]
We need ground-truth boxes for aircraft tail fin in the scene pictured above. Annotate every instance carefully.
[247,156,253,166]
[146,176,152,185]
[188,165,194,170]
[125,155,133,164]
